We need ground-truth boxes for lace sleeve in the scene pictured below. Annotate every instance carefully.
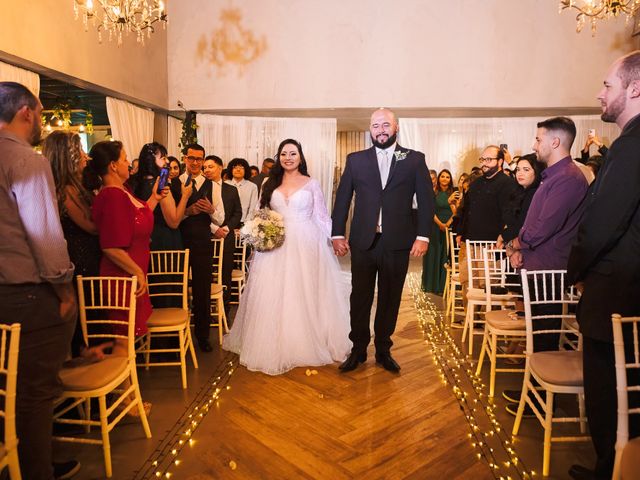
[310,179,332,238]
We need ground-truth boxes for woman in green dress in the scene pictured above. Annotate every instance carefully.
[421,169,454,294]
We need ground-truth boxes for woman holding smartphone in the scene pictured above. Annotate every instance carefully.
[127,142,193,250]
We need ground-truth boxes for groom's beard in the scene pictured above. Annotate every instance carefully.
[371,132,397,150]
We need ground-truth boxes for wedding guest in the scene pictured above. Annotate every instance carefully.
[43,130,104,358]
[226,157,258,225]
[429,169,437,193]
[127,142,192,250]
[250,157,275,194]
[224,139,352,374]
[332,108,434,373]
[458,145,518,300]
[497,154,544,248]
[0,81,78,480]
[585,159,600,177]
[204,155,242,315]
[168,156,181,180]
[83,141,161,348]
[580,132,609,162]
[177,144,224,352]
[130,158,139,175]
[250,165,259,177]
[567,51,640,480]
[422,169,454,294]
[448,172,469,234]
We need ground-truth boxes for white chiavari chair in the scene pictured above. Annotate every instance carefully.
[139,249,198,389]
[0,323,21,480]
[54,276,151,478]
[511,269,588,477]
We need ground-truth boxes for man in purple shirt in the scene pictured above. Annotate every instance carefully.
[507,116,588,348]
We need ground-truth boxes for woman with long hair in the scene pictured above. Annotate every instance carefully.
[127,142,192,250]
[422,169,455,294]
[44,131,105,358]
[223,139,351,375]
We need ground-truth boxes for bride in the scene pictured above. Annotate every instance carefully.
[223,139,352,375]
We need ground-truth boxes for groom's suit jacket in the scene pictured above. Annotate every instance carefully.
[332,145,434,250]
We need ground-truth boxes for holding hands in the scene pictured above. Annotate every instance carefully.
[332,238,350,257]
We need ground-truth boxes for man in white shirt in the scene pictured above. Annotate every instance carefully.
[177,144,224,352]
[225,157,258,224]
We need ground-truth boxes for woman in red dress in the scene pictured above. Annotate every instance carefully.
[83,140,166,356]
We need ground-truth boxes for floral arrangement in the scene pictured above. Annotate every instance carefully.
[240,208,285,252]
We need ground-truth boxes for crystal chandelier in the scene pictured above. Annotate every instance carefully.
[73,0,167,46]
[560,0,640,35]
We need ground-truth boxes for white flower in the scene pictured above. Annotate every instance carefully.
[394,151,408,161]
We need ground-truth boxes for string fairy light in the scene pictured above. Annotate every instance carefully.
[133,352,237,479]
[407,273,536,480]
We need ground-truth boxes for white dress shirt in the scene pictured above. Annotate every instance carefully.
[225,178,258,223]
[179,172,225,227]
[210,179,231,235]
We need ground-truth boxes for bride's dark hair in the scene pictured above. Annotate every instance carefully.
[260,139,310,208]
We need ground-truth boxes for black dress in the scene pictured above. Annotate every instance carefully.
[60,205,102,356]
[134,177,184,250]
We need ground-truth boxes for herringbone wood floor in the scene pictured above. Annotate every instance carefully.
[176,288,493,479]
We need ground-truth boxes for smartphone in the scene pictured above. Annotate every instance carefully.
[499,143,508,150]
[157,167,169,193]
[588,128,596,138]
[184,173,192,187]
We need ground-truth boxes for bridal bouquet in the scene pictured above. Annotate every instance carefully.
[240,208,285,252]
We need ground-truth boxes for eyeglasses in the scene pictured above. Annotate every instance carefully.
[185,155,204,162]
[478,157,499,164]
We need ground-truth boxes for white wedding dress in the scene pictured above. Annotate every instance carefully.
[223,178,352,375]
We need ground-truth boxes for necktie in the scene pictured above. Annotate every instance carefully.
[380,150,391,187]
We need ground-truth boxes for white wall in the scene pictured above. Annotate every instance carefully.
[168,0,637,112]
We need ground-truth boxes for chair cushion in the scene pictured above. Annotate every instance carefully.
[466,288,486,301]
[485,310,525,331]
[622,436,640,480]
[529,350,583,387]
[147,308,189,327]
[60,356,129,392]
[231,269,244,279]
[211,284,224,296]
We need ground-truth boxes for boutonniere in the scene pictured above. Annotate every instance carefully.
[394,151,408,161]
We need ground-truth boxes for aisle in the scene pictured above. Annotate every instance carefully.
[171,281,493,479]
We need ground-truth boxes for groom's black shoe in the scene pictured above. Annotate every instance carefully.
[375,352,400,373]
[339,352,367,372]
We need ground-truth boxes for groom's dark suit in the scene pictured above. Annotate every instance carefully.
[332,145,434,355]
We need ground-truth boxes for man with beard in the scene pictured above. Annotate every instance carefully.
[567,51,640,480]
[332,108,434,373]
[458,145,518,302]
[501,117,588,416]
[0,82,79,479]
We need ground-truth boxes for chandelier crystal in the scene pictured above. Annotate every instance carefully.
[560,0,640,35]
[73,0,167,46]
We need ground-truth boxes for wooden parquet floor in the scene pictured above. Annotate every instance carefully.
[174,286,494,480]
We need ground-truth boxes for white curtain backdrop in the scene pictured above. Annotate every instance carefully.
[106,97,154,162]
[197,114,337,208]
[399,115,620,179]
[0,61,40,96]
[167,115,183,158]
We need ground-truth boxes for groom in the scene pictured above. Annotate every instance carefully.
[332,108,434,373]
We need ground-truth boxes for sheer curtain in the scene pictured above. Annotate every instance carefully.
[0,61,40,96]
[197,114,337,208]
[106,97,154,161]
[399,115,620,178]
[167,115,183,158]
